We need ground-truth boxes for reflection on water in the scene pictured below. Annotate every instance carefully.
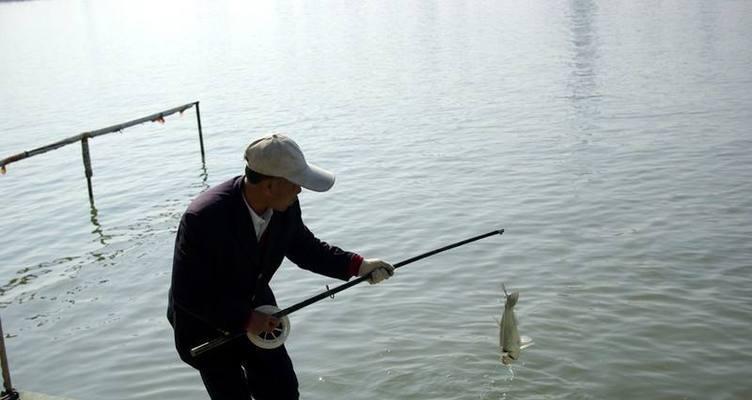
[88,202,111,246]
[0,257,76,303]
[196,160,210,191]
[567,0,600,122]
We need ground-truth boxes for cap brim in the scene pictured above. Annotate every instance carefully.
[289,163,335,192]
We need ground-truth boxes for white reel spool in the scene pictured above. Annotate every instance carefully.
[246,305,290,350]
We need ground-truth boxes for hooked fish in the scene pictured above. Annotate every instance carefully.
[499,285,533,364]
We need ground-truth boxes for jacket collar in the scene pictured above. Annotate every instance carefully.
[232,176,258,254]
[231,176,281,268]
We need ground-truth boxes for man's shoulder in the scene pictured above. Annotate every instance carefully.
[185,176,242,218]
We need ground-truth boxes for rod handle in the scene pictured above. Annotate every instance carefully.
[189,333,242,358]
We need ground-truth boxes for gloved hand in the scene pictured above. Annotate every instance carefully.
[358,258,395,284]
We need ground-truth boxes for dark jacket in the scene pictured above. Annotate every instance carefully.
[167,176,360,367]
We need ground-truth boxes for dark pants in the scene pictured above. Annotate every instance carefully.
[198,343,299,400]
[169,286,298,399]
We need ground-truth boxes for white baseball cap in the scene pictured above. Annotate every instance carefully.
[244,134,335,192]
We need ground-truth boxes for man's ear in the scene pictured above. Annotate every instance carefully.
[257,179,272,196]
[262,178,279,196]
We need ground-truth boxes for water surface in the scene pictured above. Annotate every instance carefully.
[1,0,751,399]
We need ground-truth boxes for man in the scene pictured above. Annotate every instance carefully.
[167,134,394,399]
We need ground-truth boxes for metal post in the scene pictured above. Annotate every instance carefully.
[195,102,205,163]
[81,137,94,202]
[0,315,19,400]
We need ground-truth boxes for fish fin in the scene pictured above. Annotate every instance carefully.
[501,353,513,365]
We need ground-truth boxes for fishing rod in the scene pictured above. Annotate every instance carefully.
[190,228,504,357]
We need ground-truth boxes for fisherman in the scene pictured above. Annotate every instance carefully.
[167,133,395,400]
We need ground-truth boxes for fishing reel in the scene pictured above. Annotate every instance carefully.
[246,305,290,349]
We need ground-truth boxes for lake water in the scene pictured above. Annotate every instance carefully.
[1,0,751,399]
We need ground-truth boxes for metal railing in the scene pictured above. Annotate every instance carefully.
[0,101,206,398]
[1,101,204,203]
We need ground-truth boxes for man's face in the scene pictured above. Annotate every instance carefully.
[268,178,301,211]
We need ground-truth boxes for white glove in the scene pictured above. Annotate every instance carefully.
[358,258,395,284]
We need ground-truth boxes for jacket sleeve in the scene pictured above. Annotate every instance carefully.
[285,202,362,281]
[171,211,252,333]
